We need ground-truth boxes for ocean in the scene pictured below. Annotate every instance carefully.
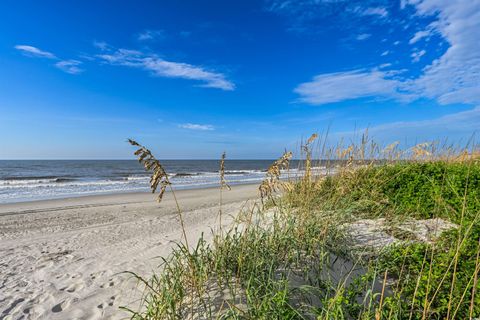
[0,160,322,203]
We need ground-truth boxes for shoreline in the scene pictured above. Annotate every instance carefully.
[0,183,260,319]
[0,182,260,215]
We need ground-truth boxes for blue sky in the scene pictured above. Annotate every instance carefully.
[0,0,478,159]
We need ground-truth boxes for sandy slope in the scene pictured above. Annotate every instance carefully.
[0,184,259,320]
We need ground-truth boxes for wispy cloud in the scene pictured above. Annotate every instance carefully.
[14,45,56,59]
[178,123,215,131]
[409,29,432,44]
[137,29,165,41]
[404,0,480,105]
[295,0,480,107]
[96,47,235,90]
[55,60,83,74]
[358,7,388,18]
[354,106,480,142]
[294,69,407,105]
[267,1,389,19]
[265,0,392,35]
[93,40,110,51]
[356,33,371,41]
[411,49,426,63]
[15,41,234,88]
[15,45,84,75]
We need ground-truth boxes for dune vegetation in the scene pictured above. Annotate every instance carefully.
[123,134,480,319]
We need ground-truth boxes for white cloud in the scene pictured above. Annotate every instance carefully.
[381,50,390,56]
[294,69,407,105]
[97,48,234,90]
[93,40,110,51]
[296,0,480,106]
[365,106,480,138]
[14,45,56,59]
[334,106,479,143]
[15,44,82,74]
[405,0,480,105]
[411,49,426,62]
[266,1,392,37]
[179,123,215,131]
[409,30,432,44]
[360,7,388,18]
[356,33,371,40]
[393,41,401,45]
[55,60,83,74]
[137,29,165,41]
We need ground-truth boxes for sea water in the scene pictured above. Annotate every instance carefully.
[0,160,328,203]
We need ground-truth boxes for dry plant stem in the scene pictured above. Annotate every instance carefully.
[469,237,480,319]
[259,150,293,205]
[366,267,378,315]
[169,184,189,249]
[446,162,471,319]
[327,257,362,315]
[128,138,196,318]
[422,168,448,319]
[219,152,230,235]
[422,221,438,320]
[128,139,190,248]
[410,249,428,320]
[376,269,388,320]
[451,256,480,319]
[426,208,480,311]
[303,133,318,183]
[422,246,435,320]
[219,187,223,234]
[301,133,318,208]
[388,249,409,319]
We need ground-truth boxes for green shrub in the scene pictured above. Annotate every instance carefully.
[297,161,480,223]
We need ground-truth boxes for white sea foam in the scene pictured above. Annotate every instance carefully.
[0,160,331,203]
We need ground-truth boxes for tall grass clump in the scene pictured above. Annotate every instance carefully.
[124,135,480,319]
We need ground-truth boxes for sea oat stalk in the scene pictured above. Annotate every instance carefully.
[259,150,293,205]
[218,152,231,233]
[128,139,189,248]
[302,133,318,183]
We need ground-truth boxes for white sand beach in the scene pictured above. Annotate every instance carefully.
[0,184,259,319]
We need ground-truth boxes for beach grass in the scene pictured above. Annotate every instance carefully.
[123,135,480,319]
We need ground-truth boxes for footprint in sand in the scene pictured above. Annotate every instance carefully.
[100,280,115,288]
[70,273,81,279]
[60,282,84,293]
[51,298,72,313]
[89,270,107,280]
[97,296,116,309]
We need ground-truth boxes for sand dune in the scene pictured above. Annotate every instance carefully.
[0,184,259,319]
